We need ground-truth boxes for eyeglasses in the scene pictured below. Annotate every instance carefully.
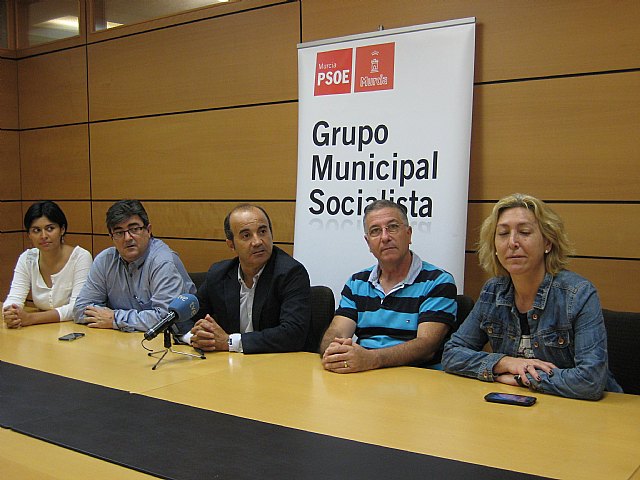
[110,226,147,239]
[367,223,405,238]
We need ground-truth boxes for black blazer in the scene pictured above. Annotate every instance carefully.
[178,246,311,354]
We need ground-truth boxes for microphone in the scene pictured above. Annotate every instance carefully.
[144,294,199,341]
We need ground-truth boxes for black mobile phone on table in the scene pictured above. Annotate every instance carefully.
[484,392,536,407]
[58,332,85,341]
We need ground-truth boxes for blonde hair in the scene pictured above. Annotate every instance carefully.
[478,193,574,277]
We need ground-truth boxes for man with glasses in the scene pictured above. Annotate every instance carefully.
[73,200,195,331]
[320,199,457,373]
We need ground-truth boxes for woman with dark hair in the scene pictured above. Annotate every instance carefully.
[2,201,92,328]
[442,193,621,400]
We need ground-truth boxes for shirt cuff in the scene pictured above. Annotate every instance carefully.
[229,333,243,353]
[180,331,193,345]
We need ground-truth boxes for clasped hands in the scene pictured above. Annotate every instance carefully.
[2,304,31,328]
[190,315,229,351]
[494,356,557,387]
[322,337,376,373]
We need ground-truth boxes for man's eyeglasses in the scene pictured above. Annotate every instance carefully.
[367,223,405,238]
[110,226,147,239]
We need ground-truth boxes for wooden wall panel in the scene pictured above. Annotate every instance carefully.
[571,258,638,312]
[0,233,24,300]
[20,125,90,200]
[91,201,295,243]
[0,58,18,129]
[62,233,93,256]
[56,201,93,234]
[0,131,20,200]
[0,202,23,232]
[87,2,299,120]
[469,72,640,201]
[463,254,638,312]
[17,47,88,128]
[160,239,238,274]
[89,104,297,200]
[467,203,640,260]
[301,0,640,83]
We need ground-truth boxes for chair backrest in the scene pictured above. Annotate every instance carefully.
[304,285,335,353]
[602,309,640,395]
[188,272,207,291]
[454,294,475,330]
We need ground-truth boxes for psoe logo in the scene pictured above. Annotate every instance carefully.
[354,42,395,93]
[314,48,353,96]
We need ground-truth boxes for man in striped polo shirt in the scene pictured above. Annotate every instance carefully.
[320,199,457,373]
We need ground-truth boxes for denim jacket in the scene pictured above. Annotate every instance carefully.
[442,271,622,400]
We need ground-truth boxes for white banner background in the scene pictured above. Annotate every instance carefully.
[294,19,475,299]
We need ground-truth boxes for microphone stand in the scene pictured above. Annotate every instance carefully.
[147,329,206,370]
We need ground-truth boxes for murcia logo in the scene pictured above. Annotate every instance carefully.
[354,42,395,93]
[314,48,353,96]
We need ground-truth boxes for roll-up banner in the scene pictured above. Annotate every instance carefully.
[294,18,476,298]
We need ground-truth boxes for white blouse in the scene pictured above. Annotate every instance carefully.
[3,246,93,322]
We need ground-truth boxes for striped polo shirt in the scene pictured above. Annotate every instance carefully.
[336,252,457,350]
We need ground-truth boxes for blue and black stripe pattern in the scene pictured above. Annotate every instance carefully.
[336,262,457,350]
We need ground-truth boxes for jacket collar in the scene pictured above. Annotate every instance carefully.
[495,272,553,310]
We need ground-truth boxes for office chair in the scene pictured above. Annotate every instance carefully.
[454,294,475,329]
[602,309,640,395]
[304,285,335,353]
[188,271,207,291]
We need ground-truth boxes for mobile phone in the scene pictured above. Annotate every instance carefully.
[58,332,85,341]
[484,392,536,407]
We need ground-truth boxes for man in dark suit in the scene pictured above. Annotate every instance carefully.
[177,204,310,354]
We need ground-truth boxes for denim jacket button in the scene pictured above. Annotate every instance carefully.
[533,341,539,348]
[558,337,565,345]
[532,313,539,320]
[483,371,488,379]
[487,327,493,334]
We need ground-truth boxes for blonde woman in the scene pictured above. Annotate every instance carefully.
[442,193,621,400]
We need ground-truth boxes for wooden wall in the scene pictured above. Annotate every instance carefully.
[1,0,638,311]
[0,53,22,293]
